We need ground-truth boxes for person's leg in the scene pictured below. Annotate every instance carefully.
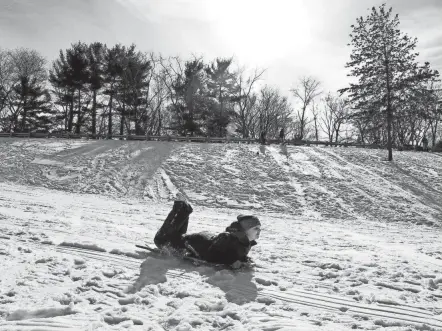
[154,200,193,250]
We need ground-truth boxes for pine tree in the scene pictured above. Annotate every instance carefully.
[87,42,105,136]
[49,50,74,132]
[103,44,125,136]
[50,43,89,133]
[339,4,439,161]
[205,58,237,136]
[122,50,151,135]
[170,59,208,136]
[20,83,54,131]
[111,45,151,136]
[65,42,89,134]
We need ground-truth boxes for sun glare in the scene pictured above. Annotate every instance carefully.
[205,0,313,64]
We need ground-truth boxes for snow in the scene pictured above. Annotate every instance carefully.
[0,138,441,330]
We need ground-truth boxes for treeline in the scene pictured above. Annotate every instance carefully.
[0,4,441,155]
[0,43,294,139]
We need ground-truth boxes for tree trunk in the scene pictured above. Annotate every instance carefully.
[359,126,365,145]
[157,107,162,136]
[119,103,125,137]
[300,105,306,140]
[108,92,113,136]
[385,58,393,161]
[135,122,143,135]
[314,117,318,141]
[68,92,74,132]
[430,119,438,147]
[387,107,393,160]
[120,87,126,137]
[91,89,97,137]
[75,89,81,134]
[21,97,27,132]
[64,93,69,131]
[335,124,341,143]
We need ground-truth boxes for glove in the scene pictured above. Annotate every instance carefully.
[231,260,242,269]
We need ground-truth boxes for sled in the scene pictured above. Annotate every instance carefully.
[135,244,253,270]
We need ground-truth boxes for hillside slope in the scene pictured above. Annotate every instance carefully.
[0,138,440,226]
[0,138,441,331]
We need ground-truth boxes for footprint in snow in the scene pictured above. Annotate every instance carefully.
[102,269,117,278]
[74,258,85,265]
[256,296,276,305]
[17,247,32,253]
[35,257,53,264]
[195,300,225,312]
[102,314,134,325]
[118,296,136,305]
[255,278,278,286]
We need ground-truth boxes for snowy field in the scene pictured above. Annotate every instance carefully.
[0,138,441,331]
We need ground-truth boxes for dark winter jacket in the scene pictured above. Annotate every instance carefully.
[183,221,257,265]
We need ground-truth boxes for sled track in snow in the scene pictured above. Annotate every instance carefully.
[0,312,134,331]
[54,244,442,329]
[55,244,208,283]
[3,238,442,329]
[0,315,98,331]
[56,245,141,269]
[261,288,442,328]
[0,321,79,331]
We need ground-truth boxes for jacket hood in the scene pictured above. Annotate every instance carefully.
[225,221,257,246]
[225,221,243,233]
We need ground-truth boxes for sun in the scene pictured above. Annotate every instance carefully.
[205,0,313,65]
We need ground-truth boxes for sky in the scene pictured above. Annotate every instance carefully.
[1,0,441,99]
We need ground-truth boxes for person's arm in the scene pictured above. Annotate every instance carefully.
[207,233,246,265]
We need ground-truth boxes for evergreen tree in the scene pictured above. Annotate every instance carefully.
[50,43,89,133]
[113,45,151,136]
[170,59,208,136]
[18,83,53,131]
[65,42,89,134]
[339,4,439,160]
[123,50,151,135]
[49,50,74,131]
[87,42,105,136]
[103,44,125,136]
[205,58,237,136]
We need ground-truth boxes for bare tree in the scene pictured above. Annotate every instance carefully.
[425,85,442,147]
[333,98,348,143]
[4,48,48,132]
[158,55,185,129]
[321,96,335,142]
[233,66,266,138]
[0,49,14,129]
[352,117,371,144]
[311,100,319,141]
[146,53,169,135]
[291,76,321,139]
[321,93,348,143]
[256,85,292,139]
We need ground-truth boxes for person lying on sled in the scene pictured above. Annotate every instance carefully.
[154,200,261,268]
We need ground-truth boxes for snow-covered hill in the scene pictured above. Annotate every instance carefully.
[0,138,441,330]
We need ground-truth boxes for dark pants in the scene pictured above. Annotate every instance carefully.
[154,201,193,251]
